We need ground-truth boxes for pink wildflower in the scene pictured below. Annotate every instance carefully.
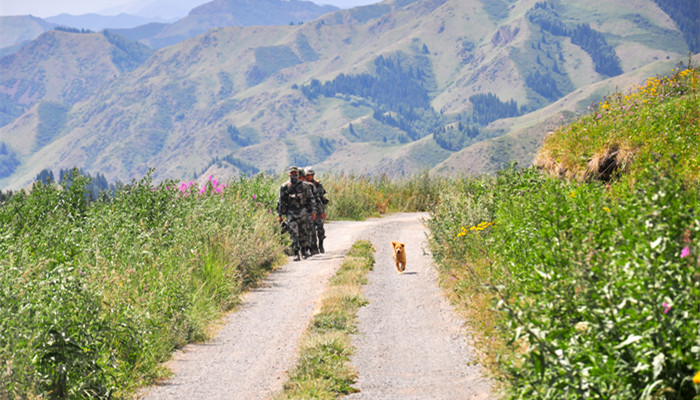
[681,246,691,258]
[199,186,206,194]
[663,302,672,314]
[253,194,257,200]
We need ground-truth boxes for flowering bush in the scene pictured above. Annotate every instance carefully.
[537,65,699,185]
[430,164,699,399]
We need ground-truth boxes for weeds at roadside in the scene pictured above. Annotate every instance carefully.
[274,240,374,399]
[322,171,444,220]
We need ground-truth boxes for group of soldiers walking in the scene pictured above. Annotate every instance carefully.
[277,166,328,261]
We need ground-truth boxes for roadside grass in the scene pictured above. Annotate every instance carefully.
[274,240,375,399]
[427,65,700,399]
[0,166,444,399]
[321,171,444,220]
[0,171,286,399]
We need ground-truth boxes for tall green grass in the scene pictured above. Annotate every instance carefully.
[321,171,444,220]
[428,65,700,399]
[0,171,285,399]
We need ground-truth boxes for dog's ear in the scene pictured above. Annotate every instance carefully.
[391,241,398,248]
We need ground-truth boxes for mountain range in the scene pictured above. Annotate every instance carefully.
[0,0,698,190]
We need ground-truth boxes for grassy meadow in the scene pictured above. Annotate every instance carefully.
[1,64,698,400]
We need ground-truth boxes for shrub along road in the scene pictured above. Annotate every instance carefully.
[139,213,494,400]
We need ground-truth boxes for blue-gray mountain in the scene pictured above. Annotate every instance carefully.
[0,0,697,190]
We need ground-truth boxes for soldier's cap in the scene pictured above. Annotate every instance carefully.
[299,168,306,177]
[307,168,315,175]
[288,166,299,174]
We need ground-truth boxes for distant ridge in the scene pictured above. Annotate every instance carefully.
[112,0,339,49]
[45,13,168,31]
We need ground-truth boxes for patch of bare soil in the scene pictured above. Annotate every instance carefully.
[138,213,495,400]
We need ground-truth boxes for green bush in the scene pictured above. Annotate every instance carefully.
[429,65,700,399]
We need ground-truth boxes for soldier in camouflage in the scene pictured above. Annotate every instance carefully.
[277,166,317,261]
[304,168,328,254]
[298,168,315,256]
[300,168,319,255]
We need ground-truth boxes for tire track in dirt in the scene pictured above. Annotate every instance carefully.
[138,213,494,400]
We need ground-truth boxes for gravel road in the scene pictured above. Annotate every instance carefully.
[139,213,495,400]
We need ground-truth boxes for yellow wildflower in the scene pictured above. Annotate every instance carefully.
[694,370,700,384]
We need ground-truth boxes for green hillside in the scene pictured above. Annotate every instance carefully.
[535,63,699,185]
[0,0,697,190]
[0,29,152,123]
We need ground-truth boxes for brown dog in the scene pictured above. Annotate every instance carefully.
[391,241,406,274]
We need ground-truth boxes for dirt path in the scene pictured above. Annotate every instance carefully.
[139,213,494,400]
[345,213,494,399]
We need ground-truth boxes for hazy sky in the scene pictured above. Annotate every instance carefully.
[0,0,382,18]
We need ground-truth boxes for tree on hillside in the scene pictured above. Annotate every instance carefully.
[35,169,55,184]
[469,93,521,125]
[0,142,20,179]
[653,0,699,52]
[54,26,92,34]
[527,4,623,77]
[300,53,442,142]
[300,54,431,111]
[525,70,562,101]
[103,30,155,73]
[434,123,480,151]
[569,23,622,77]
[58,167,117,201]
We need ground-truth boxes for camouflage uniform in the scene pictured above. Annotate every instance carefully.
[306,168,328,253]
[300,169,320,255]
[277,166,316,261]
